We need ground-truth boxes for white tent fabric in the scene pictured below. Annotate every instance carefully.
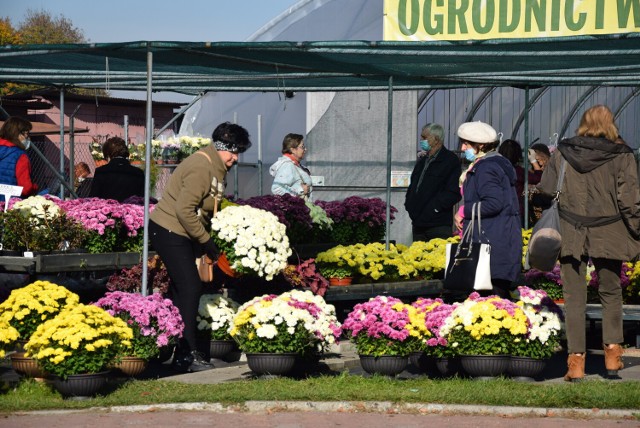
[180,0,419,244]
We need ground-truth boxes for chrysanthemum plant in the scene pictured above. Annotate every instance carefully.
[282,258,330,297]
[25,304,134,380]
[342,295,418,357]
[93,291,184,360]
[236,194,314,245]
[316,196,397,245]
[229,290,341,356]
[2,196,88,252]
[441,293,529,357]
[210,205,292,280]
[57,198,148,253]
[524,263,563,301]
[411,297,459,358]
[0,318,19,358]
[0,280,80,343]
[196,294,239,341]
[403,237,459,280]
[315,245,357,280]
[511,286,564,360]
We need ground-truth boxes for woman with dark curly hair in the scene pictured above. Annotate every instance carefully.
[149,121,252,373]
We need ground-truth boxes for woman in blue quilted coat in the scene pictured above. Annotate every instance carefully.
[457,121,522,298]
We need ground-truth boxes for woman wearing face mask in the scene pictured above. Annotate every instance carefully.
[0,116,39,199]
[453,121,522,298]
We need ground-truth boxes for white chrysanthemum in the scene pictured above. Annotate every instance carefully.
[196,294,239,332]
[12,196,61,229]
[256,324,278,339]
[211,205,292,280]
[230,290,341,351]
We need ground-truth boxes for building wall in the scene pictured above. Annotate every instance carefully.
[22,94,180,196]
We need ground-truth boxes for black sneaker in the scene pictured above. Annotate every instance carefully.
[171,351,214,373]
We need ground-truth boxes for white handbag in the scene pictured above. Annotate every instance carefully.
[444,202,493,292]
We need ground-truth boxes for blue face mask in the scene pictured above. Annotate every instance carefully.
[23,138,31,151]
[463,148,476,162]
[419,139,430,151]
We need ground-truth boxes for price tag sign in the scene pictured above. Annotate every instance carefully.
[0,184,23,212]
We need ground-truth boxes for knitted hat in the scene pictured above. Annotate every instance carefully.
[457,121,498,144]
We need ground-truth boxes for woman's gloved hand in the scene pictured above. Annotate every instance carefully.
[528,149,538,164]
[203,239,219,260]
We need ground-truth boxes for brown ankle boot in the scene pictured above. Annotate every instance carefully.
[604,344,624,376]
[564,353,585,382]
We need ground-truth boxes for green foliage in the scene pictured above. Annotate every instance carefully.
[18,9,86,44]
[352,332,411,357]
[85,228,119,253]
[117,316,160,360]
[234,322,314,354]
[84,222,143,254]
[210,325,233,341]
[318,264,353,279]
[510,333,561,360]
[2,376,640,413]
[530,279,563,301]
[448,327,512,356]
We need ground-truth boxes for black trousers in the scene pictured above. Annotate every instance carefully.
[412,225,454,242]
[148,220,203,354]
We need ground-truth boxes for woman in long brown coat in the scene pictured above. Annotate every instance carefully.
[538,105,640,381]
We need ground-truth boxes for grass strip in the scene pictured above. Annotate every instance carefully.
[1,373,640,413]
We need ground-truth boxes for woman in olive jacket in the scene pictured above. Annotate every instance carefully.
[538,105,640,382]
[149,122,251,373]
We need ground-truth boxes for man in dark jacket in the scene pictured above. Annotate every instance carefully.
[405,123,461,242]
[89,136,145,202]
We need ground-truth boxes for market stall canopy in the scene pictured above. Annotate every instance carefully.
[1,35,640,93]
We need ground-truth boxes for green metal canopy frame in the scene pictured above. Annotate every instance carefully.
[2,35,640,92]
[3,35,640,292]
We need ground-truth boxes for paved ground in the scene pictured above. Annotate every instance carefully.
[2,341,640,427]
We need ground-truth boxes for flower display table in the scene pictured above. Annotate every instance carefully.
[0,252,154,274]
[323,279,443,302]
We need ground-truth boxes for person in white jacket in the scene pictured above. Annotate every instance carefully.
[269,133,313,200]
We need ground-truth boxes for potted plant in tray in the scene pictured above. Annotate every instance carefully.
[25,304,133,397]
[508,286,564,379]
[421,299,462,376]
[342,295,418,376]
[0,280,80,378]
[315,245,357,285]
[210,205,292,280]
[229,290,341,376]
[281,258,330,297]
[440,293,529,378]
[197,294,239,360]
[93,291,184,376]
[2,196,88,254]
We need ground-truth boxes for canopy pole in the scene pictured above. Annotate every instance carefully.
[523,87,530,230]
[141,46,153,296]
[124,115,129,144]
[59,87,65,199]
[385,76,393,250]
[258,114,263,196]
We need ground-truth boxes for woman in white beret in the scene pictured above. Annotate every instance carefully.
[454,121,522,298]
